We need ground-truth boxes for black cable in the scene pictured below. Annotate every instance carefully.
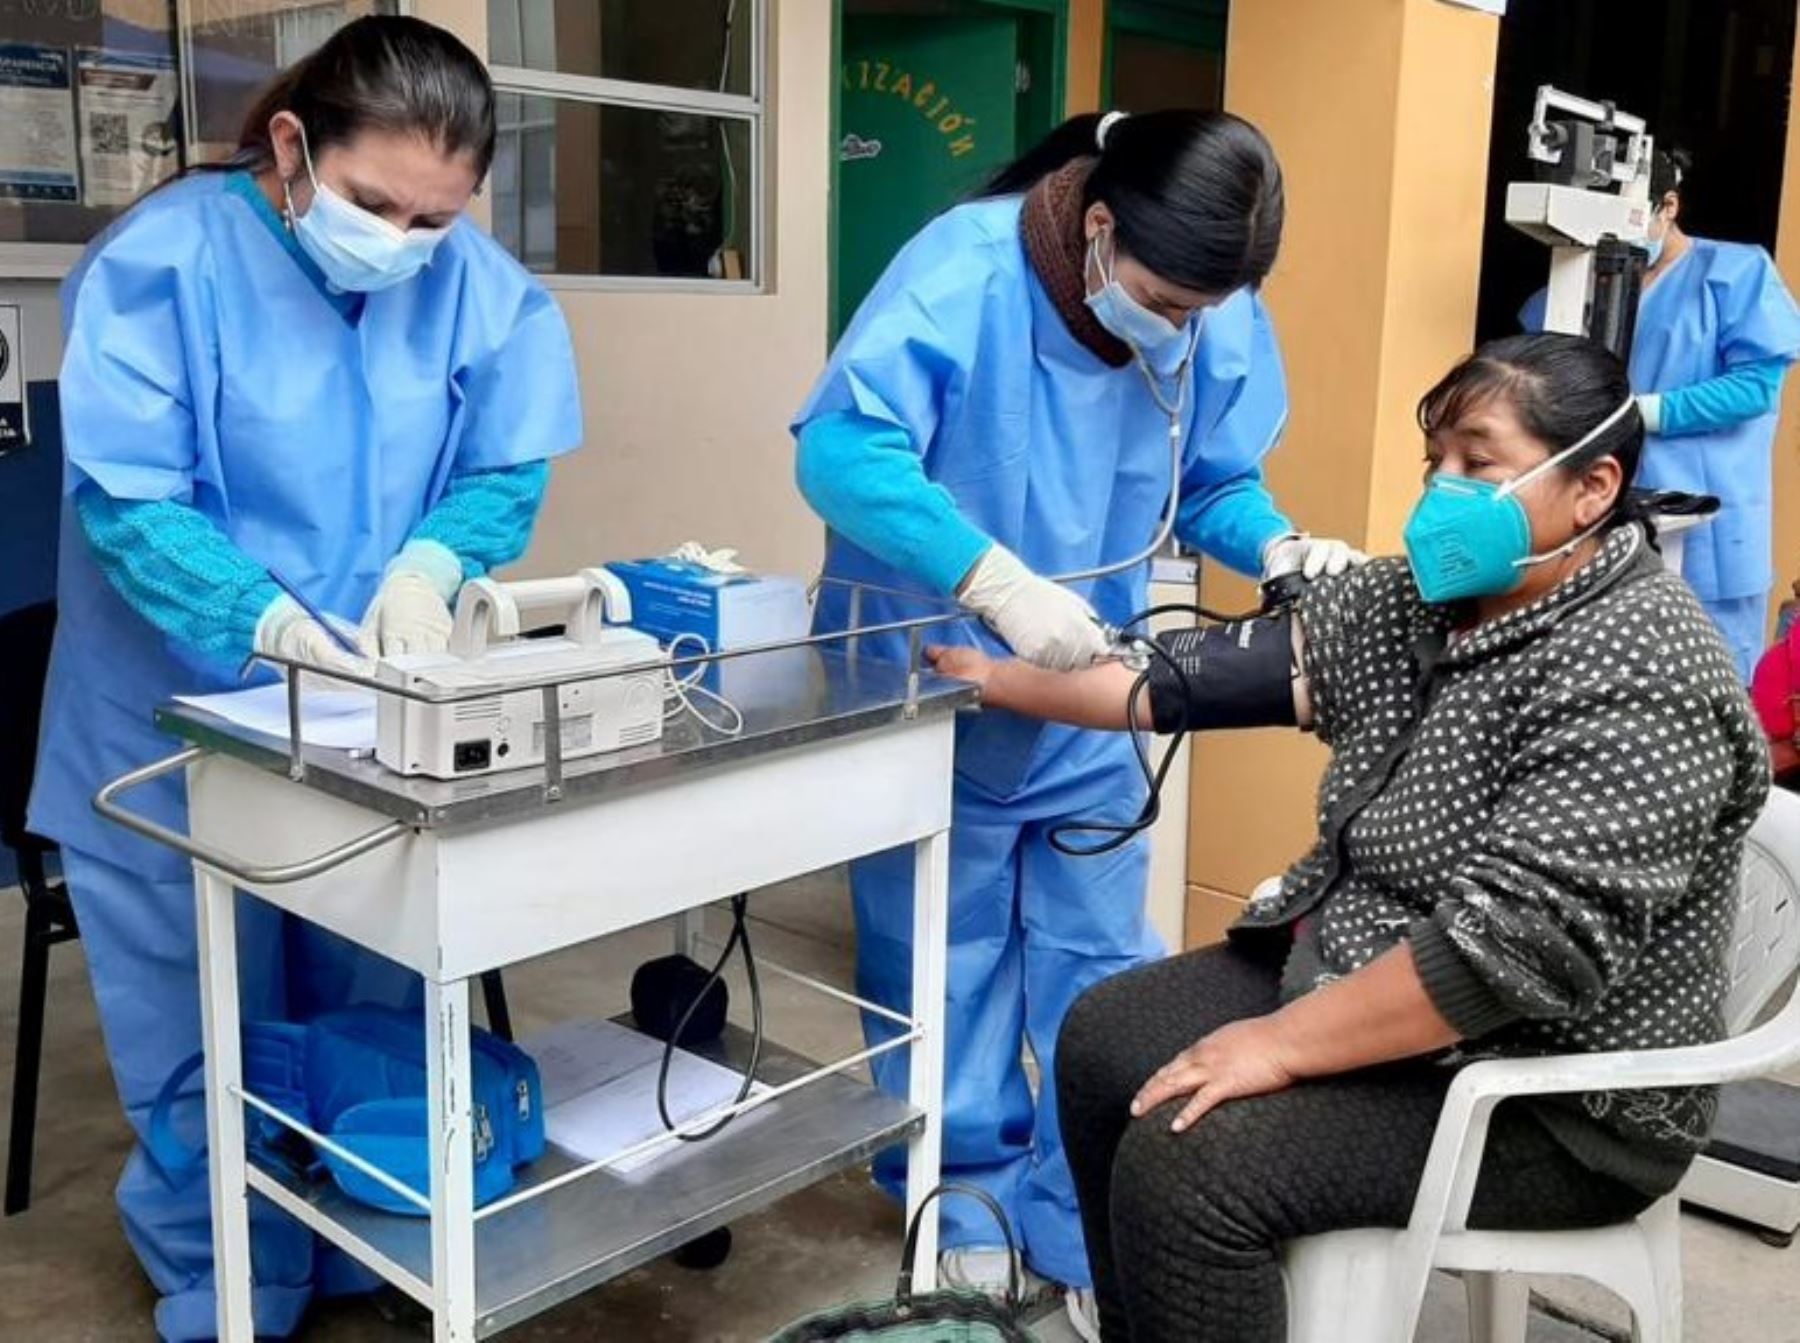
[656,893,764,1142]
[1046,641,1186,857]
[1046,595,1293,858]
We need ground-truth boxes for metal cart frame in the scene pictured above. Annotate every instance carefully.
[96,645,972,1341]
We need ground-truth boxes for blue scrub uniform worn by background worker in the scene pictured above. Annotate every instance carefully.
[1524,240,1800,675]
[29,170,582,1341]
[793,197,1294,1288]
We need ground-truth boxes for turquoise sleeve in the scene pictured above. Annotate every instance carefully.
[1175,464,1294,578]
[795,411,993,595]
[75,483,280,664]
[1172,290,1295,576]
[1659,357,1792,436]
[409,460,552,581]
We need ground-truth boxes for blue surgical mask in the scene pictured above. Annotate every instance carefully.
[1642,231,1666,268]
[1403,398,1636,604]
[1085,231,1193,374]
[285,126,451,293]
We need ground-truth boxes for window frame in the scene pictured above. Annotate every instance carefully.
[485,0,769,294]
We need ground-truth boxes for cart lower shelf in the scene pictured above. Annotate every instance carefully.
[245,1026,922,1337]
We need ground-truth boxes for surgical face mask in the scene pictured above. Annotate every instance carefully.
[1085,231,1192,374]
[1642,224,1667,268]
[284,125,451,293]
[1403,397,1636,605]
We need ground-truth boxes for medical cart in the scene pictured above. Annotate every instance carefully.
[96,646,971,1341]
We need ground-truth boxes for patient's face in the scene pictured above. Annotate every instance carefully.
[1423,396,1615,562]
[1421,398,1543,486]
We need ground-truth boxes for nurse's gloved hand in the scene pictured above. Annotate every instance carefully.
[360,541,460,657]
[254,595,376,679]
[1261,533,1367,584]
[361,571,454,656]
[958,544,1111,672]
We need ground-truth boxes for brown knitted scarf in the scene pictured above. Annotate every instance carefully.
[1020,158,1132,368]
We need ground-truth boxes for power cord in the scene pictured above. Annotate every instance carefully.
[656,893,764,1142]
[664,632,745,737]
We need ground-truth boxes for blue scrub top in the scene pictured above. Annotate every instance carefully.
[1523,238,1800,600]
[31,171,583,871]
[795,196,1293,803]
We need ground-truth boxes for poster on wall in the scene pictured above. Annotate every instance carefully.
[0,305,27,457]
[0,44,80,204]
[78,50,181,208]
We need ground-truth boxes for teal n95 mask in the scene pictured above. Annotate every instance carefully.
[1403,397,1637,605]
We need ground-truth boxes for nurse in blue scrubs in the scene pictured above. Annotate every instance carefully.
[793,109,1355,1318]
[28,18,581,1338]
[1525,148,1800,676]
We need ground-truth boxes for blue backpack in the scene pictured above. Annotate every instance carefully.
[151,1004,544,1215]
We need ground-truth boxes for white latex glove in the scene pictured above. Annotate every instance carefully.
[959,544,1111,672]
[254,595,375,679]
[1260,532,1367,584]
[360,540,459,657]
[361,570,454,656]
[1636,392,1664,435]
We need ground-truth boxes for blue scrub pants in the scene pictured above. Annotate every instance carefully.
[62,848,418,1341]
[851,753,1160,1290]
[1704,593,1769,681]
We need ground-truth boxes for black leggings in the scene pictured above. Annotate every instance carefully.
[1055,943,1656,1343]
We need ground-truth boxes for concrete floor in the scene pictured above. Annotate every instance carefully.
[3,875,1799,1342]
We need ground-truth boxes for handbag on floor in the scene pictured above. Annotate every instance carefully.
[766,1184,1039,1342]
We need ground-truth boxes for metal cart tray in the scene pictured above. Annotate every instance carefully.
[247,1025,919,1337]
[152,649,974,831]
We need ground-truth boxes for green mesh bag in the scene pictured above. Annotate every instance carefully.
[766,1186,1040,1343]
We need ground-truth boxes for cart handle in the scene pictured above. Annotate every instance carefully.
[94,747,410,886]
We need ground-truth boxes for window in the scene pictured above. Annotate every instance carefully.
[188,1,393,160]
[486,0,764,286]
[0,0,391,251]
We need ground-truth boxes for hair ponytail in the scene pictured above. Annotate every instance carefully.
[977,108,1284,294]
[978,113,1107,198]
[226,15,494,176]
[232,62,309,168]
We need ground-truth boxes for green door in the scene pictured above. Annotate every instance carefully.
[835,14,1021,335]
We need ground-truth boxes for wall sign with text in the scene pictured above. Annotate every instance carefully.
[0,304,28,455]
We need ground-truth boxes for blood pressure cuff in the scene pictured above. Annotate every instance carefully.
[1145,610,1299,735]
[148,1006,545,1216]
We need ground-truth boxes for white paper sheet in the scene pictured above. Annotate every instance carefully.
[174,684,377,751]
[77,49,180,208]
[523,1018,770,1177]
[0,44,79,203]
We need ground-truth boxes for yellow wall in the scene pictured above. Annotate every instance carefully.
[1068,0,1106,113]
[1187,0,1501,940]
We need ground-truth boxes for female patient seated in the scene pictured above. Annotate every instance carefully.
[930,333,1771,1343]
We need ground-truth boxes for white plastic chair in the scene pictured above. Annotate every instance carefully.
[1281,784,1800,1343]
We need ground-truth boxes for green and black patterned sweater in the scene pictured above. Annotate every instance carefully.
[1235,524,1770,1194]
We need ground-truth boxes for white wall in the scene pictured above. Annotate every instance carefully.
[452,0,836,582]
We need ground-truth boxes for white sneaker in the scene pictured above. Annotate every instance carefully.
[938,1246,1056,1308]
[1065,1287,1102,1343]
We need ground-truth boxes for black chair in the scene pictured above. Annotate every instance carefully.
[1,601,77,1216]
